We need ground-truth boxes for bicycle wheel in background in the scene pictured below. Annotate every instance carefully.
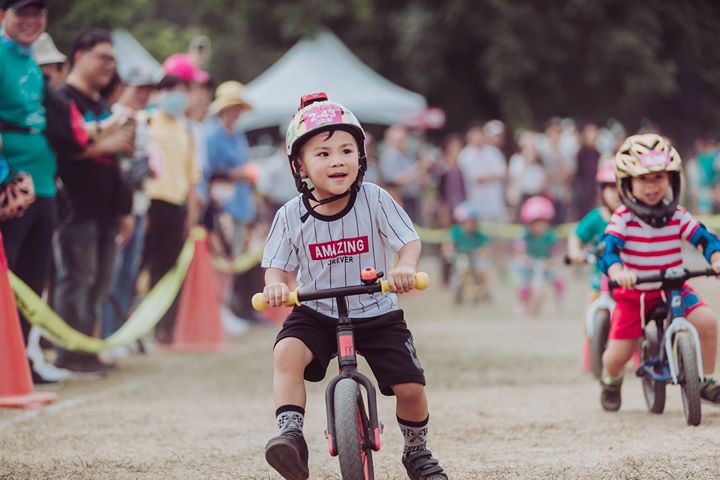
[590,309,610,379]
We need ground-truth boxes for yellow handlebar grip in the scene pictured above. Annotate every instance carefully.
[414,272,430,290]
[379,272,430,293]
[251,293,269,312]
[251,289,302,311]
[287,289,301,307]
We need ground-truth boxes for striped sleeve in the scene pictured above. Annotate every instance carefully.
[605,207,628,240]
[374,186,420,252]
[677,207,700,242]
[261,206,299,272]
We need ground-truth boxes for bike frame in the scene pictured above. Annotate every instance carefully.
[324,295,382,456]
[633,269,706,385]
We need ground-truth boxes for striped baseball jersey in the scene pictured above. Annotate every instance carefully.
[605,205,700,290]
[262,182,420,317]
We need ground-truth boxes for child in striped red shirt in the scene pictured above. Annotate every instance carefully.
[597,134,720,411]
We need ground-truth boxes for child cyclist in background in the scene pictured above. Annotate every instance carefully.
[260,93,447,480]
[513,196,565,315]
[567,162,622,370]
[597,134,720,411]
[442,201,491,302]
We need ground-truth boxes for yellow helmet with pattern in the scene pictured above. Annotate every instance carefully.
[614,133,681,179]
[614,133,682,228]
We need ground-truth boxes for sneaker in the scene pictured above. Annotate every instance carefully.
[402,449,448,480]
[600,377,622,412]
[265,429,309,480]
[55,353,115,374]
[700,379,720,404]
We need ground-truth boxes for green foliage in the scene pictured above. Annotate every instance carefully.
[44,0,720,145]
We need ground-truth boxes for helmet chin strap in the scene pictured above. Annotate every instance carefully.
[293,156,367,223]
[299,186,353,223]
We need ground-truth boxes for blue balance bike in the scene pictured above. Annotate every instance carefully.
[609,267,717,426]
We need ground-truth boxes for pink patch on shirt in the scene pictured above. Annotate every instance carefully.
[302,104,342,130]
[638,151,670,169]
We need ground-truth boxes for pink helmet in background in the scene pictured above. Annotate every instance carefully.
[595,161,616,185]
[453,201,479,223]
[162,53,209,84]
[520,196,555,224]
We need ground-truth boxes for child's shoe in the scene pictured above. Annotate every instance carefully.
[402,449,448,480]
[600,375,623,412]
[265,429,309,480]
[700,378,720,404]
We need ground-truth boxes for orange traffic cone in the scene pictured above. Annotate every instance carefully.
[171,228,224,352]
[0,233,57,408]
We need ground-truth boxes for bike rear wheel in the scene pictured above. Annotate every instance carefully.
[590,309,610,379]
[334,378,374,480]
[677,332,701,426]
[641,322,666,414]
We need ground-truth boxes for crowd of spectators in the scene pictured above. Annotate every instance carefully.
[2,0,718,384]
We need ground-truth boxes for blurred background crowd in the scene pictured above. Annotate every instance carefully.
[2,0,719,383]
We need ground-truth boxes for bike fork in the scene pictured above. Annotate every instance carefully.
[325,371,383,456]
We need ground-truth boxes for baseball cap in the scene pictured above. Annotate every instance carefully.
[162,53,208,84]
[2,0,46,9]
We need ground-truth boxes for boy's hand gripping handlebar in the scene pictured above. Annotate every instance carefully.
[607,267,717,290]
[251,270,430,312]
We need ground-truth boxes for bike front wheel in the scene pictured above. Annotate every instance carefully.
[677,332,701,426]
[641,322,666,414]
[334,378,374,480]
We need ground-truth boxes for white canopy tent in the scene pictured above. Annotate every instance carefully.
[239,31,427,132]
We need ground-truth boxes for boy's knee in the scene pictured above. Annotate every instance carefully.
[274,337,312,369]
[690,307,717,336]
[392,383,425,401]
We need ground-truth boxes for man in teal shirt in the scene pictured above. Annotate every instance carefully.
[0,0,57,383]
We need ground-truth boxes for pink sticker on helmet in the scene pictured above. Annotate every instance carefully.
[639,151,670,168]
[302,105,342,130]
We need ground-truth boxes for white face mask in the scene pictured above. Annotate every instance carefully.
[210,182,236,204]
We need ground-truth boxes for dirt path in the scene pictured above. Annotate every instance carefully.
[2,262,720,479]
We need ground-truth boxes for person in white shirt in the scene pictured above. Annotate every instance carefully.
[458,121,507,222]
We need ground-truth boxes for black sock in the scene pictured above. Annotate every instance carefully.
[276,405,305,434]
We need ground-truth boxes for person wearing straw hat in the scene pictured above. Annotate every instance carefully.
[204,80,256,256]
[33,31,66,87]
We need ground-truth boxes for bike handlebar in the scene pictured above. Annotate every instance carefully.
[607,267,716,290]
[251,272,430,312]
[564,253,597,266]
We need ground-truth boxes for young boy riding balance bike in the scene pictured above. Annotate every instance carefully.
[260,93,447,480]
[597,133,720,411]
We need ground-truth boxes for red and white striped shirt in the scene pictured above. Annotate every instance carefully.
[605,206,700,290]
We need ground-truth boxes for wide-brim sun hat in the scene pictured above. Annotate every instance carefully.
[33,33,66,66]
[209,80,253,115]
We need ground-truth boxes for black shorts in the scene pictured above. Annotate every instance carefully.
[275,306,426,396]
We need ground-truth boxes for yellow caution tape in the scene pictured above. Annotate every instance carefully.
[10,228,198,353]
[414,215,720,245]
[211,245,264,274]
[415,221,579,244]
